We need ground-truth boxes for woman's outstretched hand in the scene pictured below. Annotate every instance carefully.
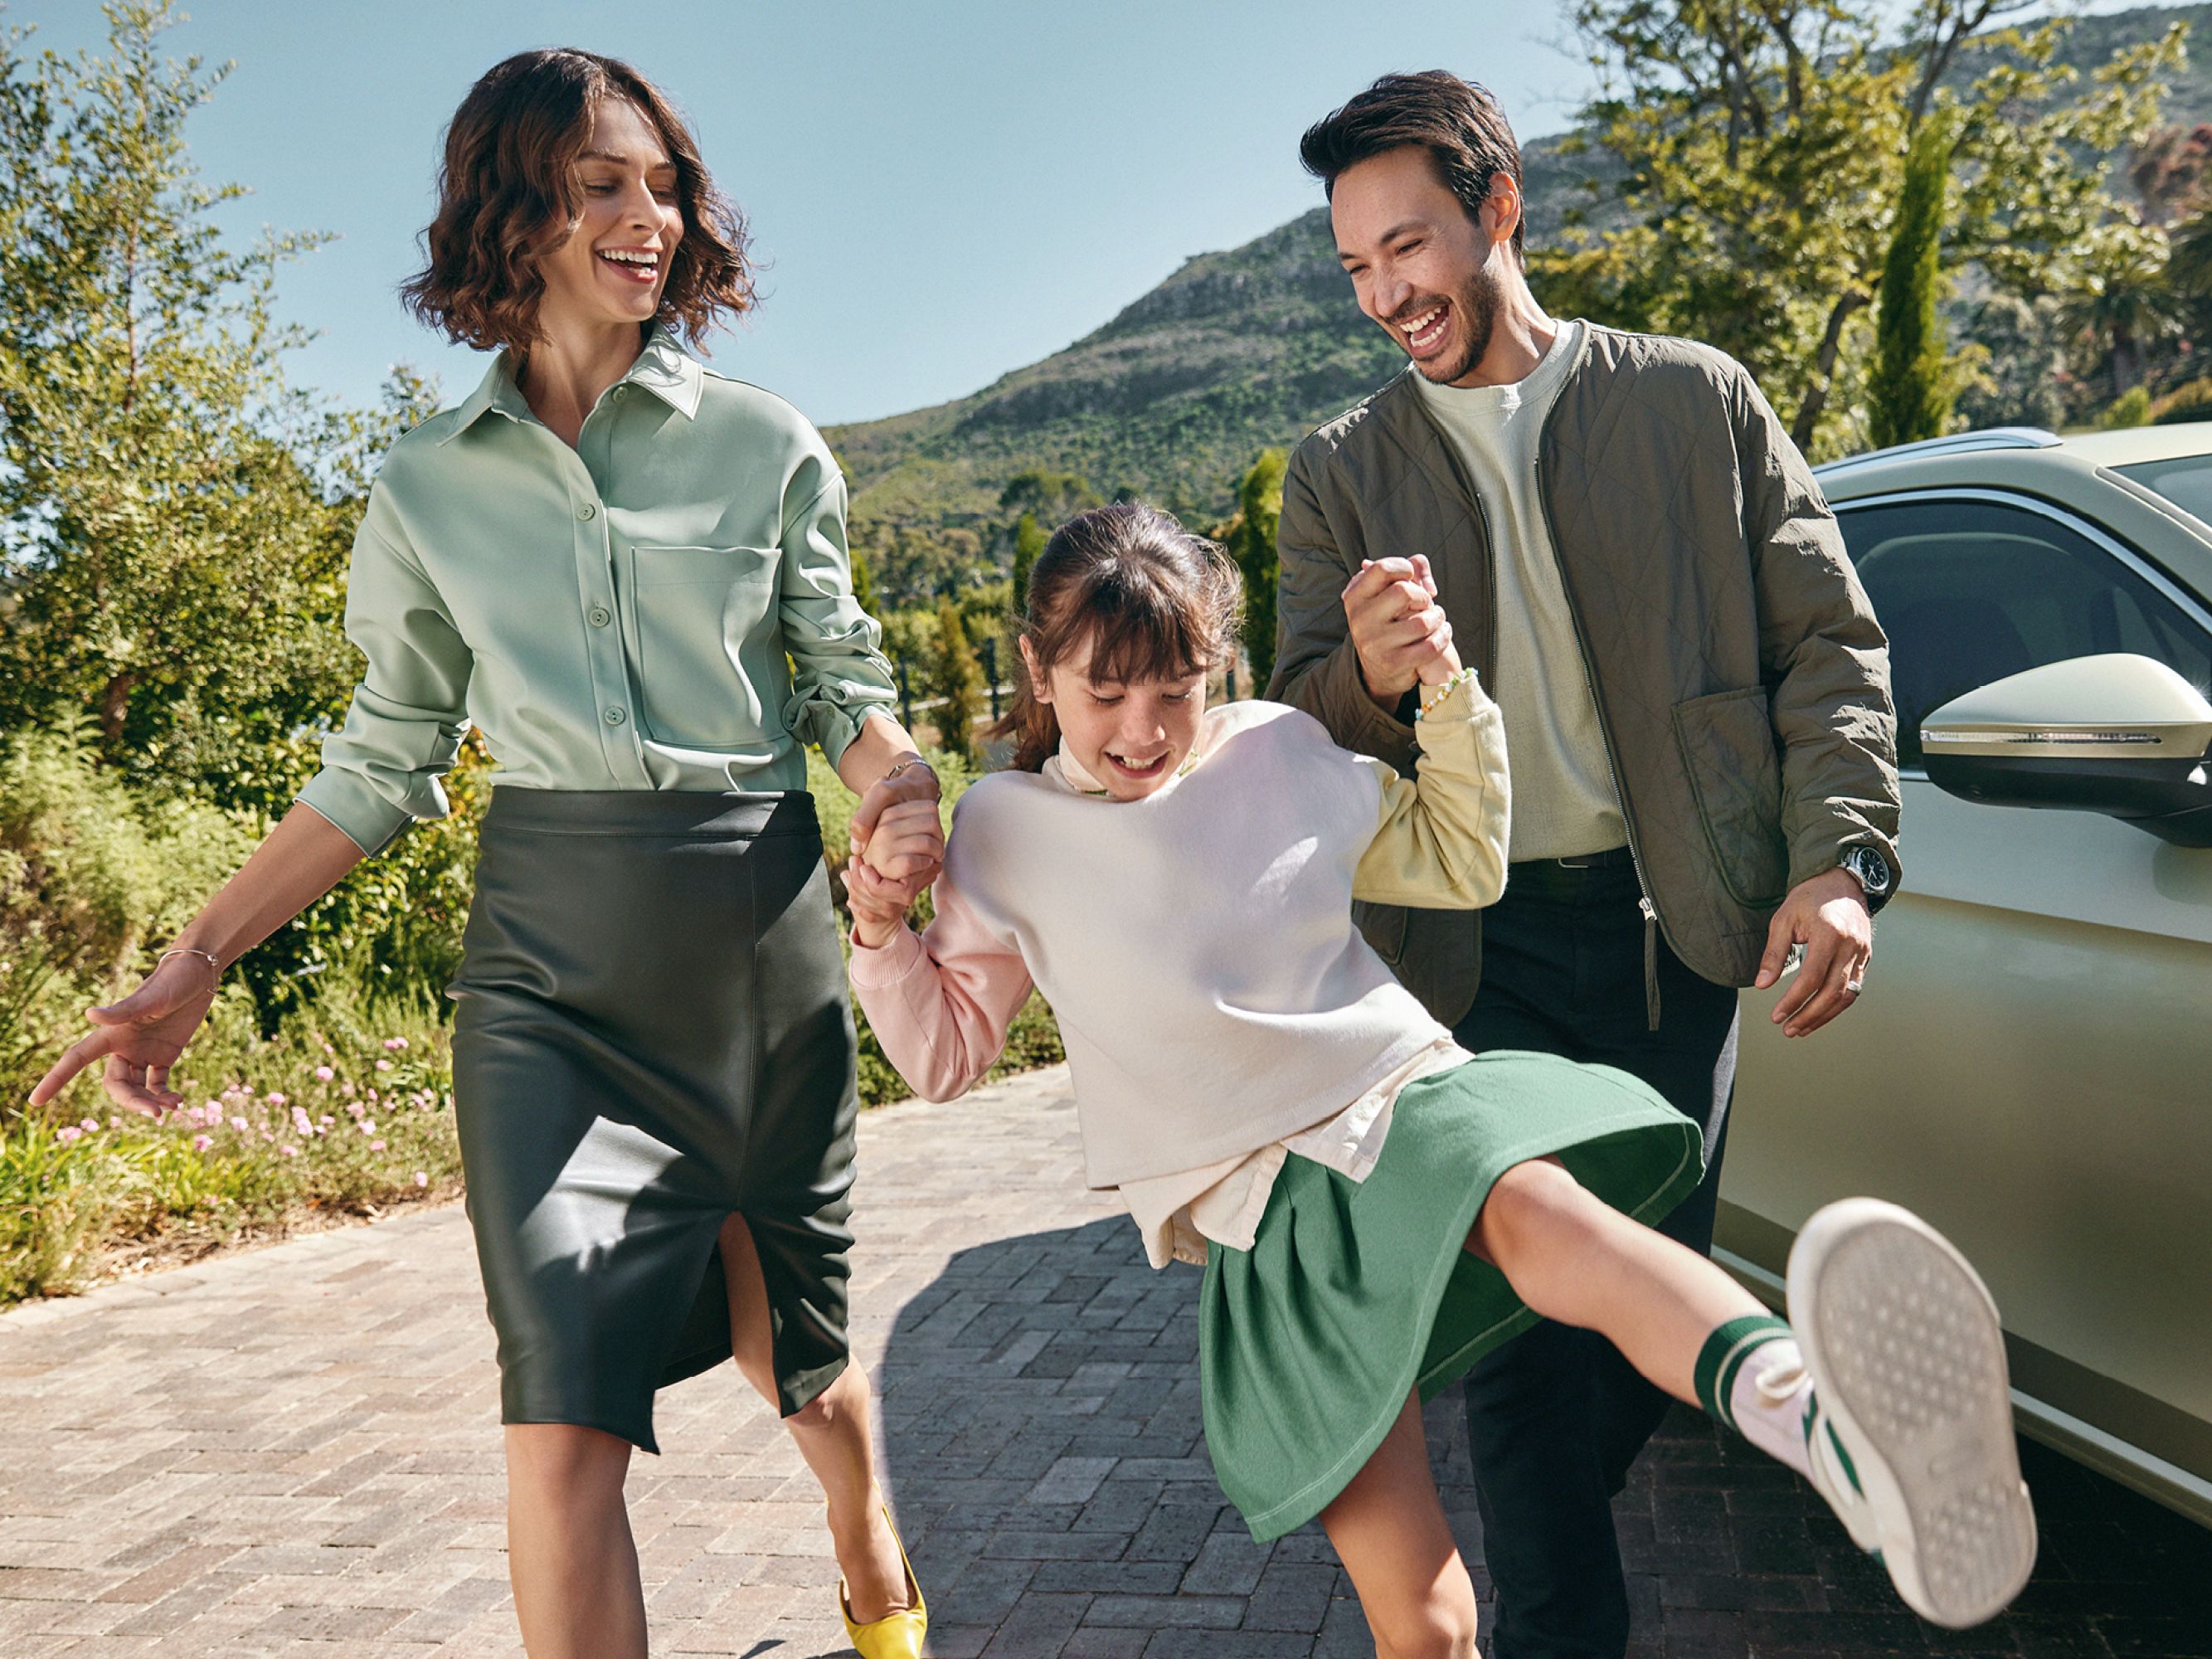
[28,952,223,1116]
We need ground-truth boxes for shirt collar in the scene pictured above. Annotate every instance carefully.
[439,324,705,445]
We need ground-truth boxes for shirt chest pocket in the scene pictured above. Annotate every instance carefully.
[621,543,780,748]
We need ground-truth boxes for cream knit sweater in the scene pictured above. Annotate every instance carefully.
[848,680,1509,1193]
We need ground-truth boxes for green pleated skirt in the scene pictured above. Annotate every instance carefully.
[1198,1049,1704,1540]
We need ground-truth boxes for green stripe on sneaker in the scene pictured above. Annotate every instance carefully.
[1694,1315,1793,1431]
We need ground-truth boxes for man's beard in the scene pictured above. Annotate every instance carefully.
[1406,264,1502,386]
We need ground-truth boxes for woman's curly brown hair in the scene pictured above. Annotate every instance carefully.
[402,49,754,353]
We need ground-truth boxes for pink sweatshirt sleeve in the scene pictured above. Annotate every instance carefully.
[848,864,1036,1103]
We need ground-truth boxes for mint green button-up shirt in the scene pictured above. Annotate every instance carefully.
[297,327,897,856]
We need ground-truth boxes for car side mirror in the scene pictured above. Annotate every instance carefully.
[1920,653,2212,847]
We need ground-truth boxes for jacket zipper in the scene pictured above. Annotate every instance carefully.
[1528,368,1665,1032]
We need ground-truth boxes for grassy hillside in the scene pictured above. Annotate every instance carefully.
[827,3,2212,560]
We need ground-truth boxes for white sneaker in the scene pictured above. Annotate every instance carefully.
[1787,1198,2038,1629]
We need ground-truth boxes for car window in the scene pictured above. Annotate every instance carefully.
[2112,455,2212,525]
[1835,496,2212,769]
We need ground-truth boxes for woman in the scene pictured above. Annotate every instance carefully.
[33,49,933,1659]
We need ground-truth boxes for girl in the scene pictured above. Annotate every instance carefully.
[846,504,2036,1655]
[34,51,931,1659]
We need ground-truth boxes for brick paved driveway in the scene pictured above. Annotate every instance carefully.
[2,1066,2207,1657]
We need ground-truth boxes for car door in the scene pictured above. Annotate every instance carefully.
[1721,488,2212,1519]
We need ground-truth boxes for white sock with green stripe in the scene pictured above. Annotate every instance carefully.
[1694,1314,1816,1481]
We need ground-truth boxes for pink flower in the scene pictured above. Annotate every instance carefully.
[374,1059,393,1073]
[55,1126,81,1145]
[314,1066,335,1082]
[106,1116,120,1130]
[192,1135,213,1152]
[413,1172,428,1187]
[341,1081,357,1097]
[280,1145,299,1157]
[318,1114,334,1128]
[265,1092,287,1107]
[359,1120,377,1135]
[383,1037,410,1052]
[231,1116,248,1131]
[368,1139,386,1151]
[346,1102,366,1119]
[79,1117,99,1133]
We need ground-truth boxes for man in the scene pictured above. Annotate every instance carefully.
[1271,71,1901,1658]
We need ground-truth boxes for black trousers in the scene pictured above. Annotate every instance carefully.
[1453,857,1740,1659]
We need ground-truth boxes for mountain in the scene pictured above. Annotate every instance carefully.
[825,3,2212,547]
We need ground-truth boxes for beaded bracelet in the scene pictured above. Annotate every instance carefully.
[1417,665,1481,718]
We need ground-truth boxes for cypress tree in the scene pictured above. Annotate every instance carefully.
[1011,511,1044,617]
[1230,450,1288,693]
[931,600,982,765]
[1870,117,1957,450]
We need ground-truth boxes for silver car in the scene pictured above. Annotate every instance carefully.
[1721,424,2212,1528]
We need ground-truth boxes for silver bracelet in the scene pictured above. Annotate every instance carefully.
[881,756,939,792]
[158,946,221,981]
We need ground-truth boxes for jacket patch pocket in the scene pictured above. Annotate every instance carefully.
[1352,897,1409,967]
[1672,686,1789,910]
[625,544,778,748]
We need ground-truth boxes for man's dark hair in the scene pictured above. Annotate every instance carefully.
[1299,71,1526,266]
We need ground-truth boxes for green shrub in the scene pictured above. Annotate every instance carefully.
[2151,376,2212,426]
[2,977,459,1301]
[2101,385,2155,429]
[1,716,257,1104]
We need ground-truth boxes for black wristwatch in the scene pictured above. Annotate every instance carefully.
[1839,845,1894,912]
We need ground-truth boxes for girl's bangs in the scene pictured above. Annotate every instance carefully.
[1063,574,1213,687]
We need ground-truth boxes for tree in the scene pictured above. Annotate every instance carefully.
[930,599,981,765]
[998,469,1101,528]
[0,2,422,802]
[1226,450,1286,693]
[1540,0,2181,457]
[1869,116,1956,449]
[2128,122,2212,227]
[2058,219,2182,397]
[1010,510,1044,617]
[1953,295,2063,430]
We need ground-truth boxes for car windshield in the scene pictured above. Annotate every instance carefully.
[2112,454,2212,524]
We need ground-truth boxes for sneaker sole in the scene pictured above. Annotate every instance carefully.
[1788,1199,2037,1629]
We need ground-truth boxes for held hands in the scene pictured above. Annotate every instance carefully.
[1343,555,1461,708]
[1755,868,1874,1038]
[846,758,946,951]
[28,952,222,1115]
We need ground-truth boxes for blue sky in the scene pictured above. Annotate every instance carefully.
[19,0,2171,427]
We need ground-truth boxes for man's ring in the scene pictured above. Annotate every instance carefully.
[1845,975,1865,995]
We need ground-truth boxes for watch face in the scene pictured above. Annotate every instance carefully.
[1848,849,1892,892]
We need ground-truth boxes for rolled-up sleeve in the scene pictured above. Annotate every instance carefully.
[776,461,897,767]
[295,497,473,857]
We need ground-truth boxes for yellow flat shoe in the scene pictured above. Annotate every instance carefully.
[836,1498,927,1659]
